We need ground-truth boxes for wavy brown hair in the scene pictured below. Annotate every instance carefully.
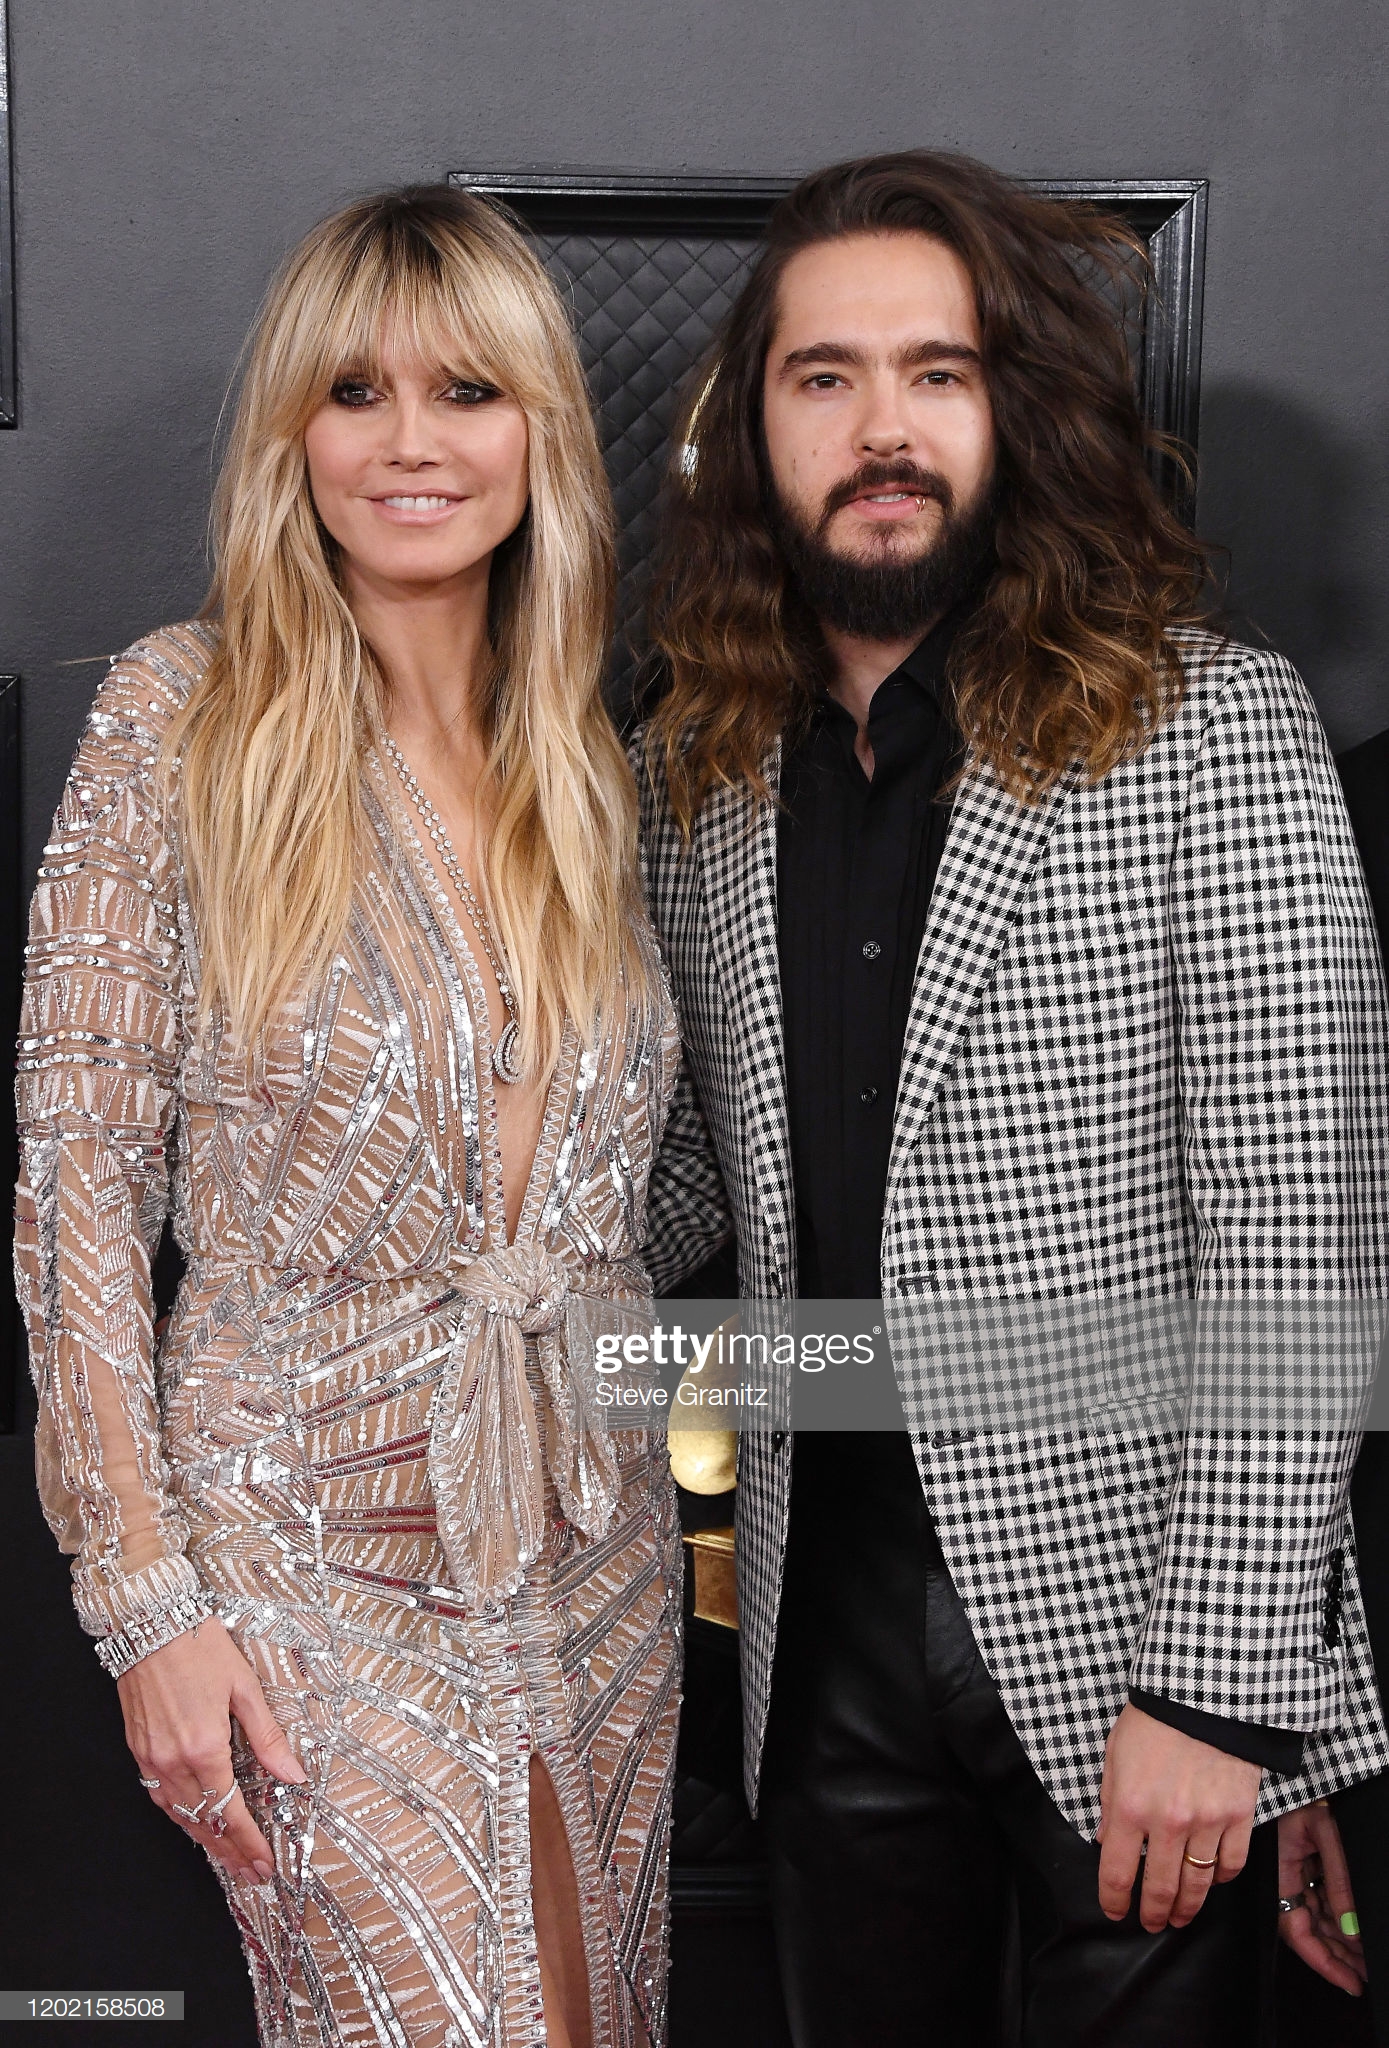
[646,149,1216,830]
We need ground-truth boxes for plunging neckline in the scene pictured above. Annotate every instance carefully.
[369,747,579,1252]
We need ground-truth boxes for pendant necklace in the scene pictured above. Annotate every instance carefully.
[381,733,525,1085]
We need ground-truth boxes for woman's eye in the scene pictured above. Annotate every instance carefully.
[330,379,377,408]
[447,380,500,406]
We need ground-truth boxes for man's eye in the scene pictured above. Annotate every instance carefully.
[922,371,958,387]
[447,380,501,406]
[805,374,843,391]
[330,379,377,408]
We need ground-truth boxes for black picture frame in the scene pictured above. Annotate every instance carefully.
[452,168,1208,521]
[0,0,14,429]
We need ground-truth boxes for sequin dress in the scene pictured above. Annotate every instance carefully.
[14,623,683,2048]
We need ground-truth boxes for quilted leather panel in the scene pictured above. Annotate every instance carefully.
[535,232,759,709]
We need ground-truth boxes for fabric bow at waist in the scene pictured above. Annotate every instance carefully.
[428,1242,638,1610]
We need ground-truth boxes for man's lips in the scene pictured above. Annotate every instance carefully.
[841,488,936,522]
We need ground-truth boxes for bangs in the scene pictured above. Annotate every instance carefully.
[329,285,509,395]
[288,216,555,419]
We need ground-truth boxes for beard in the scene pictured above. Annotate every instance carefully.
[765,457,999,641]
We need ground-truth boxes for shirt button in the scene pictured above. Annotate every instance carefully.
[861,940,882,960]
[860,1086,879,1105]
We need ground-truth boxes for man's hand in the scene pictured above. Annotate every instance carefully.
[1096,1703,1262,1932]
[1277,1801,1367,1996]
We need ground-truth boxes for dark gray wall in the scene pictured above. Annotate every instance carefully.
[1,6,1385,2039]
[3,0,1387,880]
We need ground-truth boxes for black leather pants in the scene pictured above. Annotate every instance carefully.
[758,1434,1276,2047]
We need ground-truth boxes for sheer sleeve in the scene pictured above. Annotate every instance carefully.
[13,630,213,1676]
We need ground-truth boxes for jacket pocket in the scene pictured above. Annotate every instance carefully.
[1087,1396,1184,1502]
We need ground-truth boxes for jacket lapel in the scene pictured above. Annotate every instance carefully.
[887,759,1080,1205]
[694,742,796,1288]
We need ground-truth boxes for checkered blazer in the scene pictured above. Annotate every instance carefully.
[637,630,1389,1837]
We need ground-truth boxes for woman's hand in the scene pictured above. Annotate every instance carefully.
[117,1618,308,1884]
[1277,1801,1367,1996]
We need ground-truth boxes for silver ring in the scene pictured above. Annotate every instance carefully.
[1278,1892,1307,1914]
[206,1784,238,1836]
[137,1776,161,1791]
[172,1793,211,1826]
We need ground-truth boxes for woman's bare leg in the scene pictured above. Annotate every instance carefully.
[528,1754,593,2048]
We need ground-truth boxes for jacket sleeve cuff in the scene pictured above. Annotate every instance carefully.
[1128,1688,1306,1774]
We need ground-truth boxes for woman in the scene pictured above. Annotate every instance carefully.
[15,187,680,2048]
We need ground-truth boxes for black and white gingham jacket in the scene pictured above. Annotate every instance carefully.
[637,631,1389,1837]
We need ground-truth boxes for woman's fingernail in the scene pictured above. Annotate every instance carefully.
[253,1860,274,1882]
[1340,1910,1361,1937]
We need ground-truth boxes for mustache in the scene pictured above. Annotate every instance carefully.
[819,460,956,527]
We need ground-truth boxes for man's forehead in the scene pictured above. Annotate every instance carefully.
[767,231,980,360]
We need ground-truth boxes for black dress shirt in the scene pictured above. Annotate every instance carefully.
[778,613,960,1301]
[774,612,1303,1777]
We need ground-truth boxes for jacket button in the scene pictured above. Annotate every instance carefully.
[860,1086,879,1105]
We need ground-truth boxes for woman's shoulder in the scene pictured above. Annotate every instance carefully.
[74,620,219,789]
[93,618,219,724]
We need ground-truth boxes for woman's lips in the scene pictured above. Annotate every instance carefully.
[369,494,465,524]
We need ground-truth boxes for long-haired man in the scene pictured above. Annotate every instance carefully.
[637,151,1387,2042]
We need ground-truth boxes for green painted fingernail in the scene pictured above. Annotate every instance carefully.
[1340,1911,1361,1938]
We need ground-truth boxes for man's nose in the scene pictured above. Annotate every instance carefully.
[855,377,913,456]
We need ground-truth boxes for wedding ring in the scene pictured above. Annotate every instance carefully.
[137,1776,161,1790]
[1183,1852,1219,1868]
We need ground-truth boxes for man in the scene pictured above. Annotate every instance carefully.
[635,151,1388,2043]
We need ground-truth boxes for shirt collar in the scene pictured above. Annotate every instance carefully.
[892,602,967,706]
[810,601,969,728]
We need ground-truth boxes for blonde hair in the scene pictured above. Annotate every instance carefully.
[166,185,632,1073]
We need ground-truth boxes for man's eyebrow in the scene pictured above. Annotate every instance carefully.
[778,341,869,374]
[894,339,983,370]
[776,338,983,375]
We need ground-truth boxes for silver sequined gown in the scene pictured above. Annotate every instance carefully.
[15,623,683,2048]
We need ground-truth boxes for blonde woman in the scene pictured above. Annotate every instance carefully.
[15,187,680,2048]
